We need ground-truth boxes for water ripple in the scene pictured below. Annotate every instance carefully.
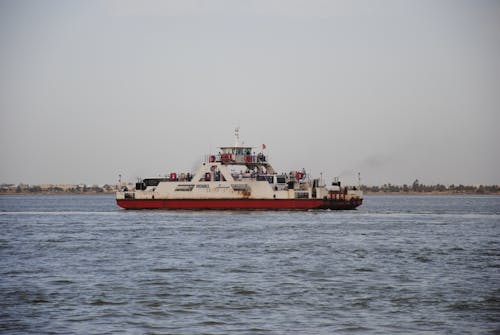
[0,194,499,334]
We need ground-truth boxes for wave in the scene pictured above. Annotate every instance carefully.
[0,211,121,215]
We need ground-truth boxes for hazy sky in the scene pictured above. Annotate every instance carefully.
[1,0,499,186]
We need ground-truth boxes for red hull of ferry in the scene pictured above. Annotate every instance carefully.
[116,198,363,210]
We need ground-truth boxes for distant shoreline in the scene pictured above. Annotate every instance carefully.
[0,183,119,195]
[0,191,115,195]
[1,182,499,196]
[365,191,500,195]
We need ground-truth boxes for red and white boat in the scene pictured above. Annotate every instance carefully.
[116,129,363,210]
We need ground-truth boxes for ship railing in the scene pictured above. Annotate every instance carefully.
[204,154,269,164]
[231,172,255,180]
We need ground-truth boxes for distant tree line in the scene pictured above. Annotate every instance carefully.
[361,179,499,194]
[0,183,117,194]
[1,180,499,194]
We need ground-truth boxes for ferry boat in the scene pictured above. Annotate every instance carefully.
[116,129,363,210]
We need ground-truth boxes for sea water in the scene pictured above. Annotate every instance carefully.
[0,194,499,334]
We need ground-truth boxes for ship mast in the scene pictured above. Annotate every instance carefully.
[234,127,241,147]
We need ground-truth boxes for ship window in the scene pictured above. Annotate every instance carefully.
[175,184,194,191]
[144,179,160,187]
[196,184,209,188]
[143,178,169,187]
[277,177,286,184]
[231,184,250,191]
[256,175,274,183]
[295,191,309,199]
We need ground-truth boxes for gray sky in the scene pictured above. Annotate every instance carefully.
[1,0,499,186]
